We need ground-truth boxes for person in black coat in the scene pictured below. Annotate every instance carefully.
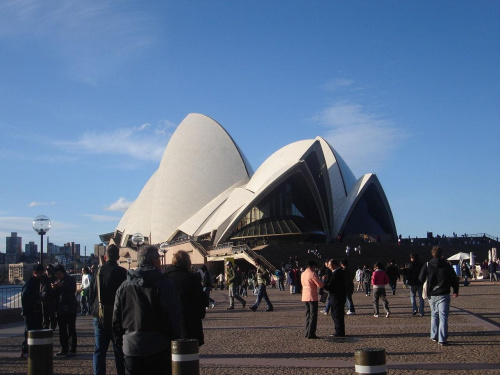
[53,264,78,357]
[20,264,45,357]
[41,264,58,330]
[165,250,208,346]
[323,259,346,337]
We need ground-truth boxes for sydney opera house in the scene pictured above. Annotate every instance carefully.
[103,113,396,267]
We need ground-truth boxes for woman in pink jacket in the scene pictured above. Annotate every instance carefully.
[301,260,324,339]
[371,262,391,318]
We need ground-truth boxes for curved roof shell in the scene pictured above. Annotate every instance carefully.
[115,113,397,246]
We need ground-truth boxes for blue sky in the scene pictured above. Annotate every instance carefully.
[1,1,499,253]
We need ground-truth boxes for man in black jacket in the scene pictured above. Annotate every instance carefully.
[113,246,181,375]
[419,246,459,346]
[386,259,399,295]
[408,252,424,316]
[53,264,78,357]
[20,264,45,357]
[89,244,127,375]
[323,259,346,337]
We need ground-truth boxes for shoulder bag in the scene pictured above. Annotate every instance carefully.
[422,262,429,299]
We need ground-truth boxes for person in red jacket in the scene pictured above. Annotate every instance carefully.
[371,262,391,318]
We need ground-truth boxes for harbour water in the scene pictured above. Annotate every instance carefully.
[0,285,23,309]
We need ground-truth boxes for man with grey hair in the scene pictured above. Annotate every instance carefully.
[113,245,181,375]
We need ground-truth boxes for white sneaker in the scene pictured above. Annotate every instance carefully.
[346,311,355,315]
[386,312,390,318]
[374,314,379,317]
[211,302,216,308]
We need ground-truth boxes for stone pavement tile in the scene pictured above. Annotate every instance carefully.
[0,281,499,374]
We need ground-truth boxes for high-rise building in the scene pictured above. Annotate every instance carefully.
[6,232,22,264]
[25,241,38,258]
[94,243,106,259]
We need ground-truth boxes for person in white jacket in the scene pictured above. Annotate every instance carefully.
[80,267,92,315]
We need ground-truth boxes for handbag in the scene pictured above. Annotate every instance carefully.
[422,262,429,299]
[97,267,114,330]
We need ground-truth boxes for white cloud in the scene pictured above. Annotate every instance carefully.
[104,198,133,212]
[82,214,121,222]
[314,102,407,175]
[28,201,56,207]
[54,123,173,162]
[323,79,355,91]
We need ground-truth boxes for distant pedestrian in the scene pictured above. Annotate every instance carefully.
[225,261,246,310]
[20,264,45,358]
[408,253,424,316]
[419,246,459,346]
[200,264,216,308]
[114,246,182,375]
[41,264,58,330]
[386,260,399,295]
[249,258,273,312]
[488,261,498,282]
[276,268,285,291]
[324,259,346,337]
[362,265,372,296]
[371,262,390,318]
[301,260,323,339]
[341,259,355,315]
[53,264,78,357]
[165,250,208,346]
[80,267,92,315]
[355,266,364,292]
[89,244,127,375]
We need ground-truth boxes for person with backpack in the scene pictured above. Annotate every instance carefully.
[249,258,274,312]
[362,265,372,297]
[89,244,127,375]
[225,261,246,310]
[114,246,182,374]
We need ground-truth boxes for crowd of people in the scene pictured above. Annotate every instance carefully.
[20,243,480,373]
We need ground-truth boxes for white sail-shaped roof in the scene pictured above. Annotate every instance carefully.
[114,113,397,248]
[117,113,252,245]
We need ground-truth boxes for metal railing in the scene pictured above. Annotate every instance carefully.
[0,286,23,310]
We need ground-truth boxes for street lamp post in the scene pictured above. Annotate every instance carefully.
[159,242,169,269]
[131,233,145,252]
[127,257,132,270]
[32,215,51,266]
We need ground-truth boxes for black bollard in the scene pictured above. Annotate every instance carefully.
[28,329,53,375]
[354,348,386,375]
[171,339,199,375]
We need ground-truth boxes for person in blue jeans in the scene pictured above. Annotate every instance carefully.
[408,252,424,316]
[89,245,127,375]
[419,246,459,346]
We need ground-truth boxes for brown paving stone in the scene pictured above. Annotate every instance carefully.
[0,280,499,374]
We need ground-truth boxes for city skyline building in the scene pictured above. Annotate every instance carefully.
[6,232,22,264]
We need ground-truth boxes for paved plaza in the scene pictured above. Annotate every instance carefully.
[1,279,499,374]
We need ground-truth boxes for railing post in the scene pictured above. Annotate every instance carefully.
[171,339,199,375]
[28,329,53,375]
[354,348,386,375]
